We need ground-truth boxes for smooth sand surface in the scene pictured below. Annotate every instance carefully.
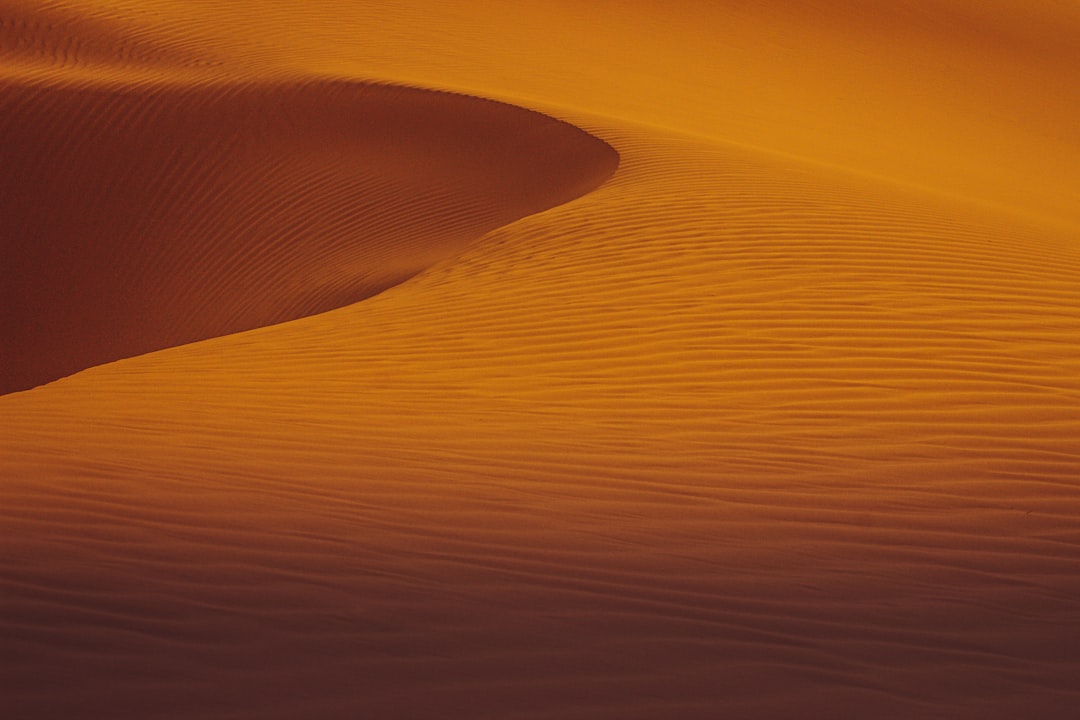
[3,2,1080,718]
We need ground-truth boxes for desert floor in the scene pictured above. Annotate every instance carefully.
[3,2,1080,718]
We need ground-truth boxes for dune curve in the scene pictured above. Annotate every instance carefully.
[3,1,1080,719]
[0,77,618,395]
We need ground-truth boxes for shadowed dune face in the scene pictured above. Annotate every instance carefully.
[0,79,618,394]
[3,1,1080,719]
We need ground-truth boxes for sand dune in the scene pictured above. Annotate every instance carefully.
[3,2,1080,719]
[0,76,615,394]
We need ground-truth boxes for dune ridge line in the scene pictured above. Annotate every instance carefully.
[0,76,619,395]
[3,1,1080,719]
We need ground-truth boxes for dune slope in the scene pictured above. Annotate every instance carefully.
[0,76,617,394]
[5,120,1080,720]
[3,2,1080,719]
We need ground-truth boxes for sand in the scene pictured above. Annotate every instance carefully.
[0,77,615,394]
[3,2,1080,718]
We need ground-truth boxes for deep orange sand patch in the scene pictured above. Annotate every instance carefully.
[3,2,1080,718]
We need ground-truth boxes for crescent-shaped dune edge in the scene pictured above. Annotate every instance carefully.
[0,77,619,395]
[2,2,1080,719]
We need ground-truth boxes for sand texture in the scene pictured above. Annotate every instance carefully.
[3,2,1080,718]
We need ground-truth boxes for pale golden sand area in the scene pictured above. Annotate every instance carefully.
[3,2,1080,718]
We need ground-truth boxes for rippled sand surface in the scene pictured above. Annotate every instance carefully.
[3,2,1080,718]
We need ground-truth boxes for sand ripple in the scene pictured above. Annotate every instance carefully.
[3,2,1080,719]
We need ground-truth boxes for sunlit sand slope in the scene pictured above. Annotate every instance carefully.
[6,126,1080,719]
[3,1,1080,719]
[0,0,217,76]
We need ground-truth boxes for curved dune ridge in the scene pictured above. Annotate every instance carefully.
[3,2,1080,720]
[0,76,618,394]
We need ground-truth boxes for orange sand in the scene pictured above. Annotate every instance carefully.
[3,2,1080,718]
[0,78,615,393]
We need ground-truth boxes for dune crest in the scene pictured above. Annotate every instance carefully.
[0,77,617,394]
[3,2,1080,719]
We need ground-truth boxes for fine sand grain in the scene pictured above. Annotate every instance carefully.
[3,2,1080,719]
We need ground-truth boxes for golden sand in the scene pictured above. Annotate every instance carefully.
[3,2,1080,717]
